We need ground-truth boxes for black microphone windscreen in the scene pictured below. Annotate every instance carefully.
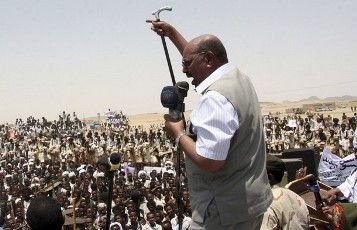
[161,86,178,109]
[110,153,121,164]
[307,175,318,186]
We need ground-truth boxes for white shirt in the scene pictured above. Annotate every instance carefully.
[142,223,162,230]
[338,168,357,203]
[190,63,239,161]
[172,215,192,230]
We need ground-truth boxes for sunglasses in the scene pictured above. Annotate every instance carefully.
[182,52,206,68]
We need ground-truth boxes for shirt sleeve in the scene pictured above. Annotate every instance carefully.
[190,91,239,160]
[260,207,279,230]
[338,169,357,202]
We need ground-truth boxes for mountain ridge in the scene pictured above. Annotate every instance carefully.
[282,95,357,103]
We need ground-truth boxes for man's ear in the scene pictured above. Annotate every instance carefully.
[204,51,214,67]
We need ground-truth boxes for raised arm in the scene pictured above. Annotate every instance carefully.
[146,20,188,56]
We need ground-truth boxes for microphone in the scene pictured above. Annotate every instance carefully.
[109,152,121,171]
[97,152,121,172]
[160,81,189,119]
[307,175,324,207]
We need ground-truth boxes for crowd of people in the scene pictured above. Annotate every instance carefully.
[0,110,189,230]
[0,108,356,230]
[263,111,357,158]
[1,15,357,230]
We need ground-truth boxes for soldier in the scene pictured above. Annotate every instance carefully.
[261,154,309,229]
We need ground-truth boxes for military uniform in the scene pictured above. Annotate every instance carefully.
[262,154,310,230]
[330,203,357,230]
[261,185,310,230]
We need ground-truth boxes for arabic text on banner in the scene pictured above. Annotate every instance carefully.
[318,147,357,187]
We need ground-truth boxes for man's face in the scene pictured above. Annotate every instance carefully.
[86,208,93,217]
[147,213,156,226]
[129,211,137,223]
[115,214,123,223]
[98,207,106,215]
[182,44,207,87]
[165,205,175,218]
[99,217,106,228]
[155,211,164,224]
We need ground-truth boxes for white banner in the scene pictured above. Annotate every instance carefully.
[318,147,357,187]
[143,166,165,175]
[106,118,122,124]
[104,111,118,118]
[143,166,177,176]
[288,119,297,128]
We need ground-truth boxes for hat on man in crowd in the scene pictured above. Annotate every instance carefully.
[77,164,86,171]
[166,169,175,176]
[68,172,76,178]
[266,153,287,186]
[138,170,147,178]
[266,154,286,172]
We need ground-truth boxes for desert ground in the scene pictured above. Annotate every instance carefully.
[119,99,357,130]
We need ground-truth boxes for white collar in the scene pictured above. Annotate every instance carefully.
[195,63,234,94]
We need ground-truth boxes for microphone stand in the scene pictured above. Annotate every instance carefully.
[176,144,183,230]
[106,170,114,230]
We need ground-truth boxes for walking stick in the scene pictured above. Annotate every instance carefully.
[152,6,176,86]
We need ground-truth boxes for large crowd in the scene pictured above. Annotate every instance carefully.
[0,109,356,229]
[0,111,188,230]
[263,110,357,158]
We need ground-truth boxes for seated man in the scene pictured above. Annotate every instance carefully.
[261,154,310,230]
[26,195,64,230]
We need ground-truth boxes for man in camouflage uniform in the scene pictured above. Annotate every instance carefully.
[261,154,310,230]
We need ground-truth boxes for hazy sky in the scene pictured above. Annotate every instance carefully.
[1,0,356,124]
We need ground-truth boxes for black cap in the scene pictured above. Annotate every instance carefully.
[266,154,286,171]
